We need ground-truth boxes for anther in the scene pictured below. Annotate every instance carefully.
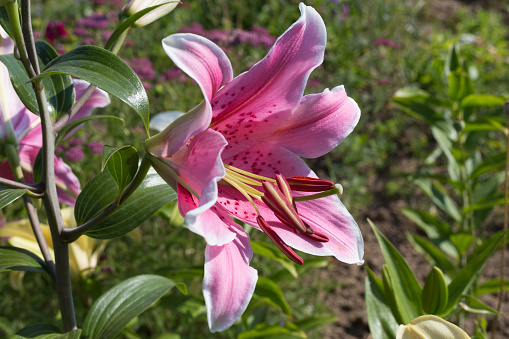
[262,181,307,234]
[257,216,303,265]
[286,176,335,192]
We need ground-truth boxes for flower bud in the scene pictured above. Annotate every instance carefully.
[121,0,179,27]
[396,315,470,339]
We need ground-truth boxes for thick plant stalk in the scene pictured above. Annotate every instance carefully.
[491,101,509,339]
[9,0,77,331]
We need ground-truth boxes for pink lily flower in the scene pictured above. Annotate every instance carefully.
[0,35,110,205]
[146,4,363,332]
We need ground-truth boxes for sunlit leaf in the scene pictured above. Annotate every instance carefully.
[83,275,175,339]
[32,46,150,133]
[369,220,423,324]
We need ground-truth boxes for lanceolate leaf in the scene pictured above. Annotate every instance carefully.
[413,177,462,223]
[365,267,398,339]
[0,186,27,209]
[75,169,176,239]
[10,323,82,339]
[35,41,75,121]
[369,220,424,324]
[102,146,139,198]
[459,295,501,316]
[0,53,39,114]
[83,275,175,339]
[254,276,291,316]
[0,246,47,274]
[443,231,504,315]
[32,46,150,133]
[460,94,505,108]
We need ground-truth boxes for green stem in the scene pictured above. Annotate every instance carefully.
[4,143,56,281]
[5,1,34,78]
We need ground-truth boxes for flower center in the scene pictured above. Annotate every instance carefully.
[220,164,341,264]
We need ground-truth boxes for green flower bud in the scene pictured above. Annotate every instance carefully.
[421,267,448,315]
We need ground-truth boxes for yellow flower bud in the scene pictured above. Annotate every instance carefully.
[397,315,470,339]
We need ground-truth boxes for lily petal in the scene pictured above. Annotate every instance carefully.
[151,129,229,238]
[219,143,363,264]
[203,223,258,332]
[163,33,233,102]
[267,86,360,158]
[209,3,327,158]
[54,156,81,206]
[178,185,236,246]
[147,34,233,158]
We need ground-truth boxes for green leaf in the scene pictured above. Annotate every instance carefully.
[0,186,27,208]
[365,267,398,339]
[32,46,150,133]
[382,265,403,324]
[446,43,460,73]
[0,246,47,274]
[251,241,298,278]
[254,276,292,316]
[102,146,139,198]
[444,231,504,315]
[75,170,117,225]
[293,315,337,331]
[238,322,306,339]
[421,267,448,314]
[475,279,509,296]
[449,233,473,257]
[369,220,423,324]
[0,53,39,114]
[35,41,75,121]
[471,152,505,181]
[0,5,15,39]
[83,275,175,339]
[55,115,124,145]
[463,117,506,133]
[406,233,456,274]
[10,323,81,339]
[82,173,177,239]
[460,94,505,108]
[401,208,451,238]
[459,295,501,316]
[414,177,462,223]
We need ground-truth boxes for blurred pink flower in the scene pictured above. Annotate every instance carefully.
[146,4,363,332]
[46,21,68,44]
[0,36,110,205]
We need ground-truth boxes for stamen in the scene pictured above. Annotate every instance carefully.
[223,176,261,215]
[262,181,307,234]
[286,176,335,192]
[276,174,295,208]
[225,164,276,183]
[225,168,262,186]
[257,216,303,265]
[293,186,342,202]
[223,174,263,199]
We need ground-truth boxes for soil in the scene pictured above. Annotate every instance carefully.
[318,1,509,337]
